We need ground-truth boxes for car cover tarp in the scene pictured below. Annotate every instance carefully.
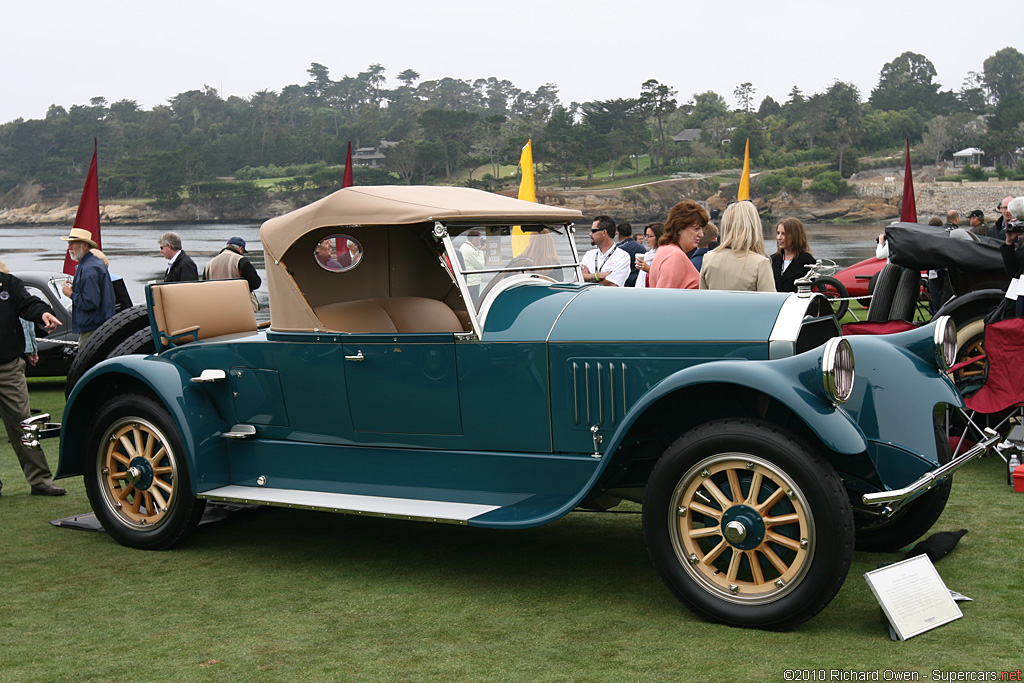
[885,222,1005,272]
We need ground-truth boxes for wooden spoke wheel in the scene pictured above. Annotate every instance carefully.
[84,394,205,549]
[643,419,853,630]
[99,417,177,529]
[671,454,812,604]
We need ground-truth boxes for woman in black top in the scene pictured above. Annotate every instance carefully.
[770,217,816,292]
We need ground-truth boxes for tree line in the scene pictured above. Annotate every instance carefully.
[1,47,1023,206]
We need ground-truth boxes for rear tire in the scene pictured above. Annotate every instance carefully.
[65,305,151,396]
[642,419,853,630]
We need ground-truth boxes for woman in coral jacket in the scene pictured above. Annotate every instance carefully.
[648,200,708,290]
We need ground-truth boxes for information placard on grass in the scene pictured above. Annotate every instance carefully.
[864,554,963,640]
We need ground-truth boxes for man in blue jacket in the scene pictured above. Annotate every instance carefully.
[60,227,115,345]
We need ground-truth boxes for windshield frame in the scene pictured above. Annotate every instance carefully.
[439,220,582,337]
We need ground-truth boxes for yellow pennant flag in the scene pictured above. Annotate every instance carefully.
[737,138,751,201]
[512,139,535,256]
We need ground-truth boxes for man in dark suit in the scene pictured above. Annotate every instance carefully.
[159,231,199,282]
[614,221,647,287]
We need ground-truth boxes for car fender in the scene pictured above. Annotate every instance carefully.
[58,354,232,494]
[603,354,869,461]
[933,288,1004,321]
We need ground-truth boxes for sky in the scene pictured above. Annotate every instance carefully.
[1,0,1015,125]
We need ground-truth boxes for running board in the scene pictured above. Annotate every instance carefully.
[198,485,500,525]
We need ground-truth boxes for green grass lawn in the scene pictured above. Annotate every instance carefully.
[2,378,1020,681]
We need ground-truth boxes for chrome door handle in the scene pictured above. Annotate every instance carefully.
[191,369,227,383]
[345,350,364,362]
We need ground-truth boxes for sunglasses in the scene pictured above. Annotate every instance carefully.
[590,228,603,233]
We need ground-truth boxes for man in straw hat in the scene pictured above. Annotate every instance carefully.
[60,227,115,345]
[0,259,66,496]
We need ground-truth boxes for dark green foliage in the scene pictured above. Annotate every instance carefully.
[960,164,987,181]
[807,171,851,197]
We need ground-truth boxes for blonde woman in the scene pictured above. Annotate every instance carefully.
[699,201,775,292]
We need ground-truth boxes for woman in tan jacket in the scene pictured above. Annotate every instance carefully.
[699,200,776,292]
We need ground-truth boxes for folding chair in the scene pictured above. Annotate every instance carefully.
[950,317,1024,483]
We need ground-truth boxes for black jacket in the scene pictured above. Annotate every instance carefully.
[770,251,816,293]
[0,272,53,365]
[616,239,647,287]
[165,251,199,282]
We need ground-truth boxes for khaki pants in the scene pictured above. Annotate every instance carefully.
[0,357,55,491]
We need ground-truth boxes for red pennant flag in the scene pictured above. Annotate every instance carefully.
[342,141,353,188]
[900,138,917,223]
[63,139,102,275]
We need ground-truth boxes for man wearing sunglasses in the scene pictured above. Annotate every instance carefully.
[579,215,631,287]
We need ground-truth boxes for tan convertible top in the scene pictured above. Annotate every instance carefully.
[260,186,582,332]
[261,185,582,260]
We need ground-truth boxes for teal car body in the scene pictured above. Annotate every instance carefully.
[53,186,968,629]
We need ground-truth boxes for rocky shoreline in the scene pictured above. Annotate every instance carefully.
[2,177,1021,227]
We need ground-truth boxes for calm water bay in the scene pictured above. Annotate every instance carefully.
[0,220,884,307]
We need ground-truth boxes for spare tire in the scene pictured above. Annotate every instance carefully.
[64,305,152,396]
[107,327,157,359]
[866,264,902,322]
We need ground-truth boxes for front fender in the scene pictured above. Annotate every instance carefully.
[602,353,868,461]
[57,354,232,494]
[845,322,963,476]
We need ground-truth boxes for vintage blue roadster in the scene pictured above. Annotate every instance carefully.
[38,186,986,629]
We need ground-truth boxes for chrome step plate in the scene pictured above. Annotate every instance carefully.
[198,485,500,524]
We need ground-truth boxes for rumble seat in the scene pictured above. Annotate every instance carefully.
[150,279,259,347]
[313,296,464,334]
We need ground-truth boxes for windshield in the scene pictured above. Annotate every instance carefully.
[453,225,580,306]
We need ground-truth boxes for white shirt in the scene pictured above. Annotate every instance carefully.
[581,243,631,287]
[166,249,181,272]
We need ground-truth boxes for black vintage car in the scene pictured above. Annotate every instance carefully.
[16,270,131,377]
[16,271,78,378]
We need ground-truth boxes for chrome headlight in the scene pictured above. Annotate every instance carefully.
[933,315,957,371]
[822,337,855,405]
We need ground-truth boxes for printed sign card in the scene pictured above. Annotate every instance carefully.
[864,554,963,640]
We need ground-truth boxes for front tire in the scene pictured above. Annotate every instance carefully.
[83,393,205,549]
[642,419,853,630]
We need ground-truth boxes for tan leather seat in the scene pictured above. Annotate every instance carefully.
[151,279,258,347]
[313,297,463,334]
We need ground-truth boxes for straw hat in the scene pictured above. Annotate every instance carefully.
[60,227,98,249]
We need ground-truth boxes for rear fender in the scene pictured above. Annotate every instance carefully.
[57,355,231,494]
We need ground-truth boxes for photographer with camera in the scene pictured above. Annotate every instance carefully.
[1001,197,1024,275]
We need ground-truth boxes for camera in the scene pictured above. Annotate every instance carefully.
[1004,220,1024,234]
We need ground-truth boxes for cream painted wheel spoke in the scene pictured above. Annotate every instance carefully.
[765,531,802,552]
[703,539,729,565]
[726,469,742,504]
[153,478,173,495]
[150,487,168,512]
[746,551,764,585]
[744,472,763,506]
[689,501,723,520]
[754,486,786,515]
[701,479,732,510]
[117,483,135,501]
[726,548,742,582]
[688,525,722,539]
[764,512,800,527]
[759,544,790,575]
